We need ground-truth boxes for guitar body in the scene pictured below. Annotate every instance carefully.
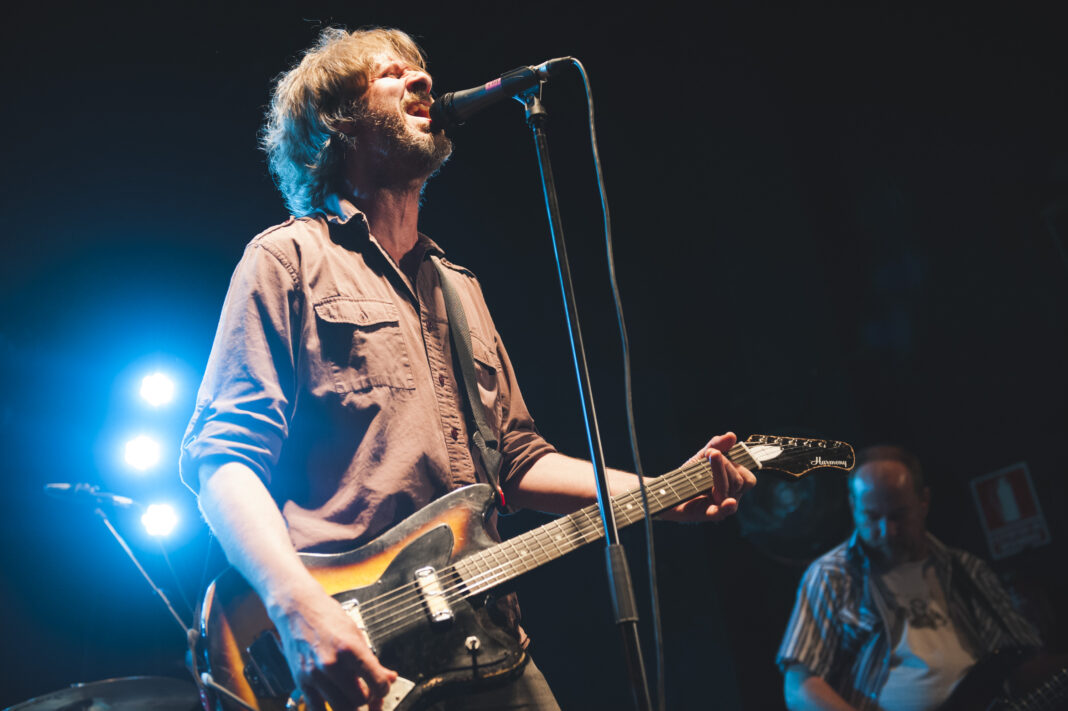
[196,435,856,710]
[197,484,526,711]
[939,648,1068,711]
[939,648,1027,711]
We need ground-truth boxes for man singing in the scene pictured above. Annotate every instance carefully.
[181,26,755,710]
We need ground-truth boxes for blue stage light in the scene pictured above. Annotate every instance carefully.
[124,435,161,471]
[141,503,178,536]
[140,372,175,407]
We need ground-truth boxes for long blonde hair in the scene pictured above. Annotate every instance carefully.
[261,27,427,216]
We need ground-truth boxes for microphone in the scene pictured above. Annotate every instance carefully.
[44,482,136,509]
[430,57,571,130]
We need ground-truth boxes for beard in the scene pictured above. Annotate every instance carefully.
[350,99,453,186]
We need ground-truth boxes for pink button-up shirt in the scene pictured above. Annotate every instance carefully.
[181,202,555,553]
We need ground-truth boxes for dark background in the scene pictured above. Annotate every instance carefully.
[1,1,1066,709]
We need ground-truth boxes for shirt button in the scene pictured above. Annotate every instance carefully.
[451,427,459,441]
[439,374,445,386]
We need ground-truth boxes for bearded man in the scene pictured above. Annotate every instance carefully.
[182,27,755,710]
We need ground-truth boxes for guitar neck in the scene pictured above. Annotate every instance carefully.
[455,444,758,595]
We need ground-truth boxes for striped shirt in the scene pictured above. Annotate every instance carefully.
[777,532,1041,711]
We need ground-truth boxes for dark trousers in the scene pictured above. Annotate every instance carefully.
[427,659,561,711]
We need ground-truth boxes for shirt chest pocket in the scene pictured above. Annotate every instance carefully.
[313,297,416,396]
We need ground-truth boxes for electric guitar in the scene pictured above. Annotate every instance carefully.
[195,434,855,711]
[940,648,1068,711]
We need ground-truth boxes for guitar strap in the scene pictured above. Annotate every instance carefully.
[430,255,507,509]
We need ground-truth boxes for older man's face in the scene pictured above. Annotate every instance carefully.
[849,459,930,569]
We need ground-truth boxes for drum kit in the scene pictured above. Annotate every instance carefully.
[3,676,200,711]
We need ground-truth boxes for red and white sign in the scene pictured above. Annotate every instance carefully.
[969,462,1050,560]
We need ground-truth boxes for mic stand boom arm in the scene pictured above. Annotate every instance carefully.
[520,86,653,711]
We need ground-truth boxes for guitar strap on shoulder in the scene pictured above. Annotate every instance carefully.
[430,255,507,509]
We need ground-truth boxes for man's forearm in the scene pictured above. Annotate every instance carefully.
[784,667,857,711]
[197,460,397,704]
[507,433,755,523]
[197,461,326,618]
[504,452,641,515]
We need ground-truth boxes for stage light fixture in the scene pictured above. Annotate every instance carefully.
[141,503,178,536]
[140,372,175,407]
[124,435,161,471]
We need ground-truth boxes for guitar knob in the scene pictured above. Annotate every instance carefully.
[464,636,481,652]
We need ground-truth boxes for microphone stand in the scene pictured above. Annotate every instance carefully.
[90,504,229,707]
[520,85,654,711]
[92,505,193,642]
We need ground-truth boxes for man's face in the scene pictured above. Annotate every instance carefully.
[849,459,929,569]
[349,53,452,180]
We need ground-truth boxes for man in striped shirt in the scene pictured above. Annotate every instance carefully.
[777,446,1041,711]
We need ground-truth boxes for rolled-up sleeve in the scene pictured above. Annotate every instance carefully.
[494,335,556,488]
[777,562,844,679]
[180,239,301,491]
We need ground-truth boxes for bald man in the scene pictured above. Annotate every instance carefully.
[776,446,1041,711]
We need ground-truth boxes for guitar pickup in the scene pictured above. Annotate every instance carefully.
[414,566,454,623]
[340,598,377,654]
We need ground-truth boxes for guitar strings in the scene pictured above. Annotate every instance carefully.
[351,459,717,639]
[360,514,609,640]
[352,500,620,635]
[353,455,710,623]
[349,444,832,639]
[361,476,709,639]
[349,467,700,638]
[353,448,826,636]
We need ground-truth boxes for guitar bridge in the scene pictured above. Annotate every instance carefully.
[414,566,454,623]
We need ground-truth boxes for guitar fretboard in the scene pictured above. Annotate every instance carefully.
[452,443,755,595]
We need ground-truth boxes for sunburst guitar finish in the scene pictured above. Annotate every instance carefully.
[196,434,855,710]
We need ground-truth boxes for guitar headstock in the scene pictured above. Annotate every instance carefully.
[737,434,855,479]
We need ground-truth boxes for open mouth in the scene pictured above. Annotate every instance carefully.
[405,102,431,119]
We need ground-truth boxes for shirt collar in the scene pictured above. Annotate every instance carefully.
[321,194,363,225]
[321,194,445,258]
[320,194,447,304]
[924,533,953,572]
[845,529,952,575]
[845,529,868,570]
